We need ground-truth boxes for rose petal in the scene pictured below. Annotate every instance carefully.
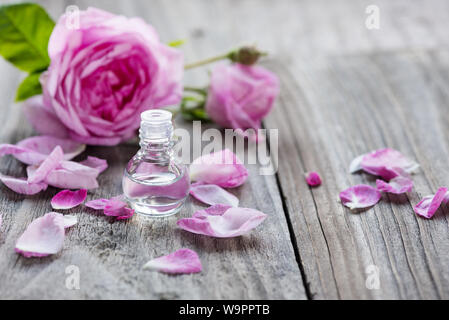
[28,160,100,189]
[0,175,48,195]
[79,156,108,173]
[51,189,87,209]
[349,154,364,173]
[190,149,248,188]
[15,136,85,165]
[189,183,239,207]
[85,198,109,210]
[143,248,202,274]
[23,95,70,138]
[414,187,448,219]
[15,212,75,257]
[177,205,267,238]
[61,215,78,228]
[85,196,133,220]
[376,176,413,194]
[339,184,382,210]
[360,148,419,180]
[27,146,64,184]
[305,172,321,187]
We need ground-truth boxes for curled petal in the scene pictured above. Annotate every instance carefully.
[189,183,239,207]
[0,175,48,195]
[79,156,108,173]
[15,136,85,165]
[61,215,78,228]
[177,205,267,238]
[361,148,419,180]
[349,154,364,173]
[376,176,413,194]
[85,196,133,220]
[339,184,381,210]
[305,172,321,187]
[22,95,69,138]
[28,160,100,189]
[143,248,202,274]
[190,149,248,188]
[85,198,109,210]
[15,212,75,258]
[414,187,448,219]
[51,189,87,209]
[27,146,64,184]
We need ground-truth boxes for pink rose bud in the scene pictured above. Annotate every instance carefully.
[305,172,321,187]
[205,63,279,138]
[25,8,183,146]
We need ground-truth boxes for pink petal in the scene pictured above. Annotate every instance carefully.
[349,154,364,173]
[414,187,448,219]
[190,149,248,188]
[339,184,382,210]
[60,214,77,228]
[79,156,108,173]
[376,176,413,194]
[143,248,202,274]
[27,146,64,184]
[305,172,321,187]
[85,196,133,220]
[0,175,48,195]
[360,148,419,180]
[28,160,100,189]
[15,212,74,257]
[189,183,239,207]
[51,189,87,209]
[22,95,69,138]
[15,136,85,165]
[85,198,109,210]
[177,205,267,238]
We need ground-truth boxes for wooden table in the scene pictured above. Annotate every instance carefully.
[1,0,449,299]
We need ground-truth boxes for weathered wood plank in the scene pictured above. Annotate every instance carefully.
[264,50,449,299]
[0,0,307,299]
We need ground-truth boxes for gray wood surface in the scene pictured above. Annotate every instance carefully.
[1,0,449,299]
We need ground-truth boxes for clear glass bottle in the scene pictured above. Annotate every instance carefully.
[122,110,190,217]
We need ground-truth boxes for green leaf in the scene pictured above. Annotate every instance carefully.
[168,39,186,48]
[0,3,55,73]
[15,72,42,101]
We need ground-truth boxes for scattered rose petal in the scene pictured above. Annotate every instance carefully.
[349,154,364,173]
[28,146,64,184]
[359,148,419,180]
[0,175,48,195]
[14,135,85,165]
[15,212,76,258]
[376,176,413,194]
[80,156,108,173]
[28,160,100,190]
[305,172,321,187]
[85,195,133,220]
[177,205,267,238]
[51,189,87,209]
[143,248,202,274]
[339,184,382,210]
[189,183,239,207]
[61,215,78,228]
[190,149,248,188]
[414,187,448,219]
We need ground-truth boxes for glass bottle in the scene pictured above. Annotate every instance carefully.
[122,110,190,217]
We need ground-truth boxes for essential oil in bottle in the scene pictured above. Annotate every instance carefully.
[122,110,190,217]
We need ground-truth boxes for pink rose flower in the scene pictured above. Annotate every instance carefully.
[25,8,183,146]
[205,63,279,138]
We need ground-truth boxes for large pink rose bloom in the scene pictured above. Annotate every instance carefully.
[26,8,183,146]
[205,63,279,136]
